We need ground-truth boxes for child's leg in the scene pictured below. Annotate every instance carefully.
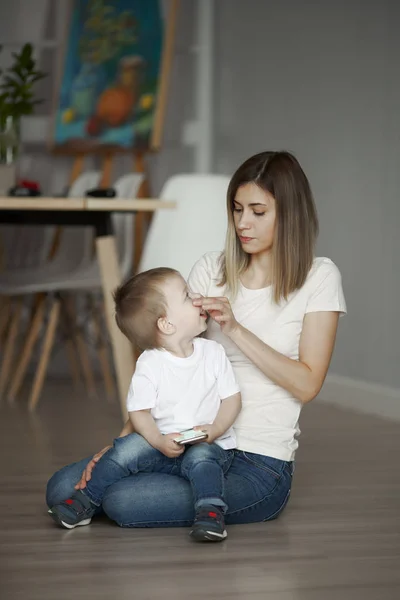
[180,443,234,541]
[49,434,174,529]
[180,443,234,512]
[84,433,174,506]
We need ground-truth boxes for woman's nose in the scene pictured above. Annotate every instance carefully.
[237,215,250,230]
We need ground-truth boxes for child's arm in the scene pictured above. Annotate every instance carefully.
[195,392,241,443]
[130,410,184,458]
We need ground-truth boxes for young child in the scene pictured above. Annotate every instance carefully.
[49,267,241,542]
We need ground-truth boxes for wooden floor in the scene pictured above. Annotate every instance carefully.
[1,380,400,600]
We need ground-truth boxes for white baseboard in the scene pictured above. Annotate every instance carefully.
[319,374,400,422]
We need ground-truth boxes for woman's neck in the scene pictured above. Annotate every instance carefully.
[241,251,273,289]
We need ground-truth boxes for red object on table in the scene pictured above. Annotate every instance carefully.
[18,179,40,191]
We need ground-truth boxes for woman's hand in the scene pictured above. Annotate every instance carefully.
[74,445,111,490]
[193,296,239,336]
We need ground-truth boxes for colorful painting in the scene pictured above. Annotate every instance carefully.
[52,0,170,152]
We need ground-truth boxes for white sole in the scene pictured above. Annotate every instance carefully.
[190,527,228,542]
[48,509,92,529]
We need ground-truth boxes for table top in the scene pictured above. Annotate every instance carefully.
[0,197,176,212]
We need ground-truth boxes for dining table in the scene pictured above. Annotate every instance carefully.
[0,196,176,420]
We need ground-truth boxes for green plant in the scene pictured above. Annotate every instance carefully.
[0,43,47,122]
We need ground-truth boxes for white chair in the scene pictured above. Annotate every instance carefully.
[2,173,142,411]
[0,171,102,400]
[139,174,229,278]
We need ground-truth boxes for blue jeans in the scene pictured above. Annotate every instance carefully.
[83,433,233,512]
[46,447,294,528]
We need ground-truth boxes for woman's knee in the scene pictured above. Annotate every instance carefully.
[102,473,195,528]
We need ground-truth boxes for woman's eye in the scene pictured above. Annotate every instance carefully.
[233,207,242,213]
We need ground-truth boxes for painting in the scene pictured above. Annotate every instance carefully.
[51,0,176,153]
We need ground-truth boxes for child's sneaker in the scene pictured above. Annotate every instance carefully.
[190,505,227,542]
[48,490,96,529]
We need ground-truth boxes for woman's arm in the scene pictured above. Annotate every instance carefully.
[197,296,339,404]
[230,312,339,403]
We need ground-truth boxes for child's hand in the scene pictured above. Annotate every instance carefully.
[193,424,219,444]
[157,433,185,458]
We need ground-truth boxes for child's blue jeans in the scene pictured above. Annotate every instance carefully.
[83,433,234,513]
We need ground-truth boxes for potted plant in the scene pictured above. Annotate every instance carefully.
[0,43,47,164]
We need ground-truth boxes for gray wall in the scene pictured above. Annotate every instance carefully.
[2,0,399,389]
[214,0,400,389]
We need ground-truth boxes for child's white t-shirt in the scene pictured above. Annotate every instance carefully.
[187,252,347,462]
[126,338,240,449]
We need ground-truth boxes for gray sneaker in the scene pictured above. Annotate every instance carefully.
[190,505,227,542]
[48,490,96,529]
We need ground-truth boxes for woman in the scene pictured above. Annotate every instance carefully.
[46,151,346,527]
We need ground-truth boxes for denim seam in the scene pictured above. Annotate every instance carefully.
[262,488,291,521]
[226,474,290,518]
[241,452,283,479]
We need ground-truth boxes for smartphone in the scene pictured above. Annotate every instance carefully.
[174,429,208,445]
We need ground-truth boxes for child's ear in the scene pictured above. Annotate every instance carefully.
[157,317,175,335]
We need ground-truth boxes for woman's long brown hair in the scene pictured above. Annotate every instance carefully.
[219,151,319,303]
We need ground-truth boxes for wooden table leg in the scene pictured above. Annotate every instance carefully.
[95,234,132,421]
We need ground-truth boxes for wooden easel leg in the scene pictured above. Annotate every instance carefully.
[0,298,23,399]
[29,296,60,412]
[99,152,114,189]
[7,294,46,403]
[133,152,151,272]
[46,155,88,393]
[48,155,87,261]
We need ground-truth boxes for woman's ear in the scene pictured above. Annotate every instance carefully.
[157,317,175,336]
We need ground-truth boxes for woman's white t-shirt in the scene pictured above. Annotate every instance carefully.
[188,252,347,461]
